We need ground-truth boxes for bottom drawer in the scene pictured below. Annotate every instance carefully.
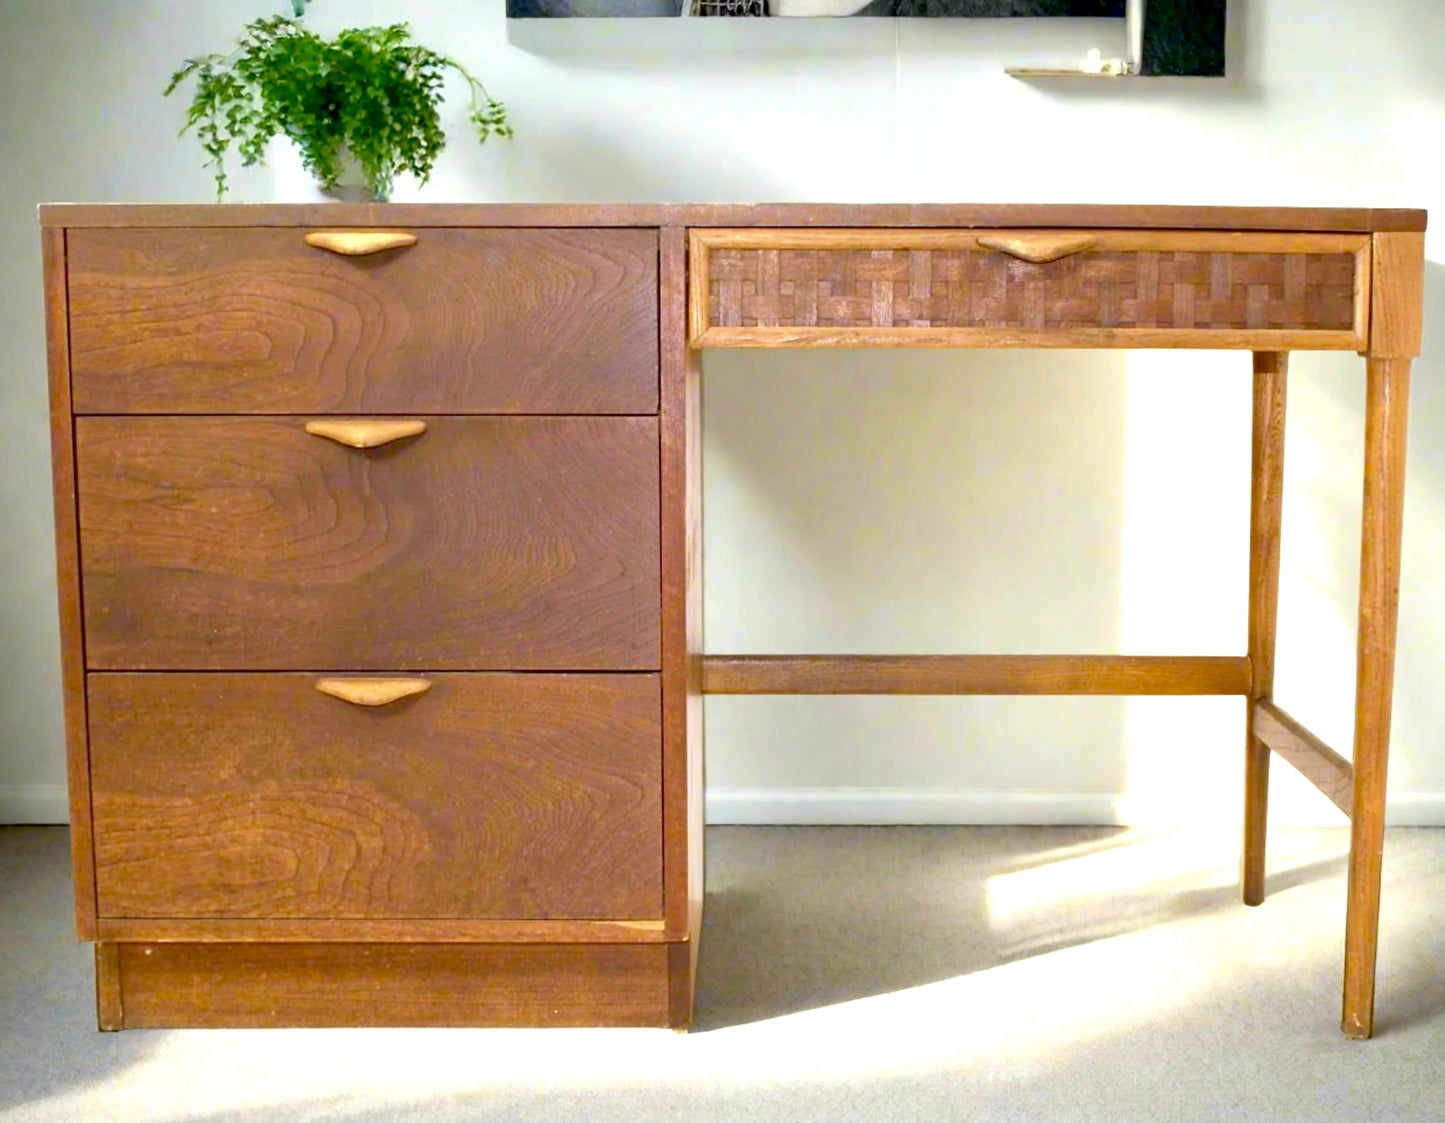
[88,673,661,921]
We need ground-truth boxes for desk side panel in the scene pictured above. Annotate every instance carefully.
[661,227,704,1026]
[42,225,97,939]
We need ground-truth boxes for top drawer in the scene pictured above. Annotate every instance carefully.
[689,228,1370,350]
[67,227,659,414]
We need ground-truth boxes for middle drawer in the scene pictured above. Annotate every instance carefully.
[77,416,660,670]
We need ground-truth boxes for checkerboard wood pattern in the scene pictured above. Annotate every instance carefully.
[706,247,1357,331]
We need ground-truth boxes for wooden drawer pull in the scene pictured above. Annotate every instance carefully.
[977,233,1097,264]
[315,678,432,706]
[305,419,427,449]
[304,230,418,256]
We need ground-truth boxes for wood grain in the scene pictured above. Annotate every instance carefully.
[42,227,97,939]
[39,203,1429,233]
[67,227,659,414]
[700,234,1361,339]
[695,229,1371,254]
[95,943,122,1031]
[1369,232,1426,359]
[702,655,1252,695]
[691,326,1365,352]
[684,341,707,1022]
[1343,355,1412,1039]
[302,230,418,256]
[44,203,1429,1038]
[77,416,660,670]
[1252,700,1353,818]
[304,418,428,449]
[1353,242,1373,344]
[660,228,691,939]
[96,917,666,943]
[88,673,662,920]
[113,942,671,1028]
[669,941,694,1031]
[313,677,433,706]
[976,233,1098,263]
[1243,352,1288,906]
[660,228,705,1026]
[688,231,713,357]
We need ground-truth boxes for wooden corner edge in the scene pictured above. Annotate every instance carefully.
[1368,232,1426,359]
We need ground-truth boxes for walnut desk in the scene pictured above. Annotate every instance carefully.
[39,203,1425,1038]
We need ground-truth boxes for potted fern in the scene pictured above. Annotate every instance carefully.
[165,1,511,201]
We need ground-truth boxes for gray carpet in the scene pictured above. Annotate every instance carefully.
[2,823,1443,1121]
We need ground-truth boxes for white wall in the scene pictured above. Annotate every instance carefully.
[2,0,1443,826]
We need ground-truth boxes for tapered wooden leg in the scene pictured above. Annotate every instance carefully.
[1243,352,1288,906]
[1342,356,1411,1039]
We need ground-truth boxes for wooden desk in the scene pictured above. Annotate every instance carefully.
[40,203,1426,1038]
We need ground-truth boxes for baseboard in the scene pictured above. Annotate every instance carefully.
[707,788,1124,826]
[705,788,1445,827]
[0,784,69,825]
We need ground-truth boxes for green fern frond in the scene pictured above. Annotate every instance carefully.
[164,13,511,200]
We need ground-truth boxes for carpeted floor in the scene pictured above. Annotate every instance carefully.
[2,823,1443,1121]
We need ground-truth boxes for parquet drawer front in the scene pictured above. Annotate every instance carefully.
[67,227,659,414]
[691,229,1371,348]
[89,672,663,920]
[77,416,660,670]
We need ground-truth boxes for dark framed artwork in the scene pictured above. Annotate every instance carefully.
[508,1,1122,15]
[506,0,1225,77]
[1140,0,1224,77]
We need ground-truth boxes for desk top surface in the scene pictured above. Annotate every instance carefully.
[39,202,1427,232]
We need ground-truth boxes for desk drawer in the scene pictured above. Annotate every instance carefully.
[89,672,662,920]
[691,229,1370,349]
[68,227,659,414]
[77,416,660,670]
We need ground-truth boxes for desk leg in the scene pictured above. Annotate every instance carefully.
[1243,352,1288,906]
[1342,356,1411,1039]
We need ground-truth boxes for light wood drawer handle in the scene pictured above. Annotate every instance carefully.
[315,678,433,706]
[305,419,427,449]
[977,234,1098,264]
[304,230,418,256]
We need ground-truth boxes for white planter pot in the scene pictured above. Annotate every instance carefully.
[268,139,383,203]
